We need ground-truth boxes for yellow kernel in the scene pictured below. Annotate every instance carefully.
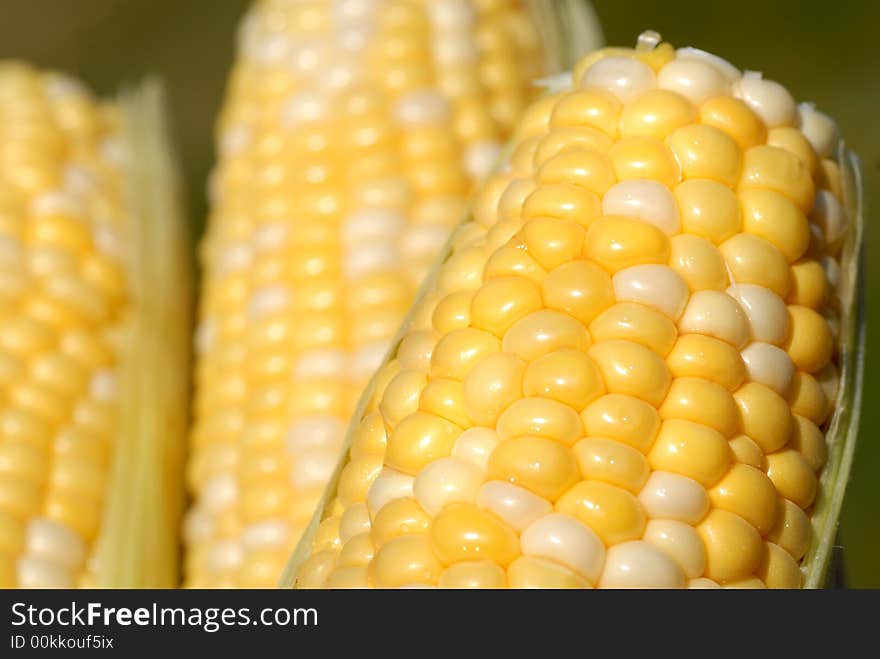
[432,291,472,335]
[522,184,602,227]
[549,89,622,138]
[537,149,615,196]
[767,498,811,560]
[739,145,815,212]
[497,397,583,446]
[522,349,604,410]
[698,96,767,150]
[431,327,500,380]
[619,89,697,139]
[461,351,524,426]
[371,535,442,588]
[740,188,809,262]
[584,216,670,273]
[296,551,336,588]
[380,370,428,427]
[669,234,729,292]
[470,276,543,338]
[588,339,672,407]
[659,376,739,437]
[709,463,779,534]
[370,497,431,549]
[719,233,792,298]
[589,302,678,357]
[667,334,745,391]
[533,126,613,165]
[487,436,580,501]
[419,378,471,429]
[556,481,647,545]
[484,245,547,286]
[349,412,387,460]
[519,217,586,271]
[581,394,660,453]
[734,382,793,453]
[337,456,383,507]
[609,136,681,188]
[386,412,462,476]
[728,435,767,470]
[784,305,833,374]
[541,259,614,325]
[788,371,830,427]
[758,541,804,589]
[502,310,591,361]
[698,509,764,584]
[648,418,732,487]
[788,260,828,310]
[766,449,817,509]
[430,503,520,566]
[508,555,591,588]
[574,437,650,492]
[767,127,818,175]
[439,561,507,588]
[789,415,827,472]
[666,124,742,186]
[674,179,742,244]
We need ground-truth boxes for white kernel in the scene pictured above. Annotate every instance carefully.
[288,40,326,77]
[678,289,750,348]
[248,284,291,319]
[352,341,389,381]
[822,256,841,292]
[732,71,796,128]
[613,265,690,321]
[638,471,709,524]
[643,519,706,578]
[286,416,346,454]
[89,370,117,402]
[339,503,371,544]
[658,57,729,104]
[183,508,214,545]
[366,468,415,517]
[476,481,552,532]
[433,38,479,65]
[580,56,656,103]
[32,190,85,218]
[451,427,500,471]
[401,224,450,260]
[464,141,502,181]
[26,518,85,572]
[17,556,74,588]
[689,577,722,589]
[726,284,790,346]
[217,242,252,275]
[219,124,251,156]
[817,363,839,404]
[252,223,288,252]
[675,47,741,82]
[413,457,484,515]
[599,540,686,588]
[741,341,795,395]
[520,513,606,583]
[427,0,475,30]
[343,242,399,279]
[242,520,289,550]
[294,349,348,379]
[207,539,243,572]
[202,475,238,513]
[393,90,451,126]
[290,450,340,489]
[282,91,327,126]
[812,189,846,248]
[797,103,839,158]
[602,179,681,235]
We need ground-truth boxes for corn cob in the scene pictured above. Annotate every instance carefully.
[185,0,602,587]
[288,31,864,589]
[0,65,190,587]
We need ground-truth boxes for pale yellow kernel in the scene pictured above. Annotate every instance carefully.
[698,96,767,150]
[462,351,524,427]
[728,435,767,470]
[419,378,471,428]
[533,126,613,164]
[502,310,590,362]
[767,498,811,560]
[589,303,677,357]
[666,124,742,186]
[667,334,746,391]
[470,276,543,338]
[536,149,616,196]
[669,234,729,291]
[439,561,507,588]
[719,233,792,298]
[431,327,500,380]
[549,89,622,138]
[739,145,815,212]
[709,463,778,534]
[619,89,697,139]
[734,382,793,454]
[522,184,602,227]
[497,397,583,446]
[758,541,804,589]
[507,555,591,589]
[789,415,827,472]
[674,179,742,245]
[541,259,614,326]
[740,188,810,263]
[371,535,443,588]
[386,412,462,476]
[370,498,431,549]
[609,136,681,188]
[583,216,670,273]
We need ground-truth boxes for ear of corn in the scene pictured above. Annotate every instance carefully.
[185,0,603,587]
[0,66,190,587]
[286,31,864,589]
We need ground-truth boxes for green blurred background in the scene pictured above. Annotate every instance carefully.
[0,0,876,586]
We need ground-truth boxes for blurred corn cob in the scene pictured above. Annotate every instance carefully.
[185,0,603,587]
[288,31,864,589]
[0,65,190,587]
